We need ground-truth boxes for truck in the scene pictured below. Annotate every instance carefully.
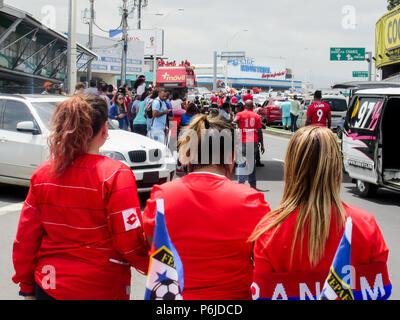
[156,65,197,99]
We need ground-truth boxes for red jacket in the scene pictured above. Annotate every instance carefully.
[12,153,149,300]
[252,203,390,300]
[143,172,270,300]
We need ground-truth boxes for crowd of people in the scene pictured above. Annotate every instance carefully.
[11,85,391,301]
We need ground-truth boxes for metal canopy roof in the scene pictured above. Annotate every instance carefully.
[0,5,97,58]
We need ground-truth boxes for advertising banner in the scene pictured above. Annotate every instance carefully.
[110,29,164,57]
[375,7,400,68]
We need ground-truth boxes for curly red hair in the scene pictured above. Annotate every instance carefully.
[48,95,108,176]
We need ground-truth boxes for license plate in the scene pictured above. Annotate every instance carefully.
[143,171,159,184]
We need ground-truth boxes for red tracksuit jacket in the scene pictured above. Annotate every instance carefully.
[12,153,149,300]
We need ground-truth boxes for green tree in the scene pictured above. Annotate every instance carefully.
[388,0,400,10]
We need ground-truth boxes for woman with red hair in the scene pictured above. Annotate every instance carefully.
[12,95,149,300]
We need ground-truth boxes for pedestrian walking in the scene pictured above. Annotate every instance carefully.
[99,84,111,108]
[280,98,292,131]
[143,115,271,300]
[84,80,98,95]
[242,89,253,102]
[41,82,53,95]
[109,92,130,131]
[234,100,265,190]
[219,102,233,122]
[306,90,331,128]
[12,95,149,300]
[249,126,390,300]
[74,82,86,95]
[133,77,146,97]
[289,94,301,132]
[149,90,170,144]
[133,90,151,136]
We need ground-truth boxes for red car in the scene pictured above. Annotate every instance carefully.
[256,98,284,126]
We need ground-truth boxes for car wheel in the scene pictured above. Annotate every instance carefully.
[356,180,378,198]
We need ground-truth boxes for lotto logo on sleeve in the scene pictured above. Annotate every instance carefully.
[122,208,141,231]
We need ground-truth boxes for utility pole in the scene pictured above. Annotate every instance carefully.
[366,51,372,82]
[87,0,94,83]
[213,51,218,92]
[137,0,142,29]
[67,0,77,95]
[121,0,128,87]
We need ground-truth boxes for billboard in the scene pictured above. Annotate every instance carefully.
[76,34,144,75]
[375,6,400,68]
[110,29,164,57]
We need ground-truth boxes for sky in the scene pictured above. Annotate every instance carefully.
[4,0,391,88]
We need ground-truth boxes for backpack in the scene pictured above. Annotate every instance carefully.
[145,99,154,119]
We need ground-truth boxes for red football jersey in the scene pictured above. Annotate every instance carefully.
[306,101,331,127]
[235,109,262,143]
[143,172,271,300]
[253,203,389,297]
[12,154,149,300]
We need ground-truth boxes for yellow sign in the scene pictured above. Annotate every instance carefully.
[375,7,400,68]
[384,11,400,50]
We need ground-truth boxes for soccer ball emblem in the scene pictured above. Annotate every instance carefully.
[150,279,182,300]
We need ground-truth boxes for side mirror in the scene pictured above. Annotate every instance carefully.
[16,121,40,134]
[110,119,120,129]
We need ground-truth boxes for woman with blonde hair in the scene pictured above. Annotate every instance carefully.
[250,126,390,300]
[143,115,270,300]
[12,95,149,300]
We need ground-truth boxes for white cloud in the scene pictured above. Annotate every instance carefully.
[4,0,389,87]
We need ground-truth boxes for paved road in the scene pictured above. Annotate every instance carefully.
[0,133,399,300]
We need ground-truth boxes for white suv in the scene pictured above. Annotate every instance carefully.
[0,94,176,192]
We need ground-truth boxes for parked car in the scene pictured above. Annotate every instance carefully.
[297,95,348,131]
[256,98,285,126]
[0,94,176,192]
[341,87,400,197]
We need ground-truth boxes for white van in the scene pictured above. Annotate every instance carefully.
[341,88,400,197]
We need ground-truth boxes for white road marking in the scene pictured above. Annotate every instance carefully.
[0,202,23,216]
[272,158,285,163]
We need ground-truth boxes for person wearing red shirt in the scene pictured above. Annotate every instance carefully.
[242,90,253,103]
[234,100,265,189]
[12,95,149,300]
[210,95,218,108]
[306,90,331,128]
[143,115,271,300]
[249,126,390,300]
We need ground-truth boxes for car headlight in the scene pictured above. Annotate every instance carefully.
[100,151,127,161]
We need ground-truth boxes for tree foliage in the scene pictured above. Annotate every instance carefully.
[388,0,400,11]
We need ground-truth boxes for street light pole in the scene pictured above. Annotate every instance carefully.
[121,0,128,87]
[87,0,94,82]
[67,0,77,95]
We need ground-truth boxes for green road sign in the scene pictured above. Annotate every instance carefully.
[353,71,369,78]
[330,48,366,61]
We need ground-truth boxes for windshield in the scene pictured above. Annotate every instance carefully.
[32,101,117,130]
[31,101,59,129]
[321,98,348,112]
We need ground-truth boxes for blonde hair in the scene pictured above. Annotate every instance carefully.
[249,126,345,267]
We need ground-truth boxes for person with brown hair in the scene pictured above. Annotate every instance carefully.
[249,126,390,300]
[143,115,271,300]
[109,92,130,131]
[12,95,149,300]
[74,82,86,95]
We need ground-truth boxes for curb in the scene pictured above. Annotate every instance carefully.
[263,128,293,139]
